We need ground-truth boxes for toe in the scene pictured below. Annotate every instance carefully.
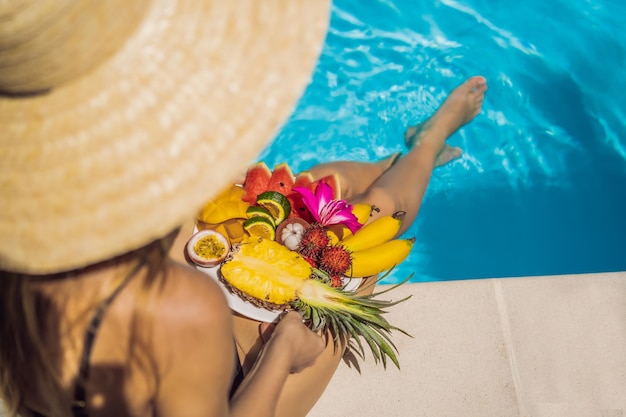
[467,76,488,94]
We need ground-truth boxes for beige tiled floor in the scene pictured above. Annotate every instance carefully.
[308,272,626,417]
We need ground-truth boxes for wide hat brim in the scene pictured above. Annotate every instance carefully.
[0,1,330,274]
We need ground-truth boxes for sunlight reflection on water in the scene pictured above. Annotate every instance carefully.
[262,0,626,282]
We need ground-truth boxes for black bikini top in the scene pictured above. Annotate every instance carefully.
[32,260,243,417]
[31,262,141,417]
[68,261,142,417]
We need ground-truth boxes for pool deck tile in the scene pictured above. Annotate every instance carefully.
[308,272,626,417]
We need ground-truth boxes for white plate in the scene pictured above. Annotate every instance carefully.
[195,263,362,323]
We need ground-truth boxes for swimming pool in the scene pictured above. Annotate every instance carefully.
[260,0,626,283]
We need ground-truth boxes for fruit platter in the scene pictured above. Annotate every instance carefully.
[186,162,413,368]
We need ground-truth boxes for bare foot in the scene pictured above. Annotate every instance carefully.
[404,76,487,159]
[434,144,462,167]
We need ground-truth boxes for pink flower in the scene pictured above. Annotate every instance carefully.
[293,182,363,234]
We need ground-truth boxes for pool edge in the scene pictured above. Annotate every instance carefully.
[308,271,626,417]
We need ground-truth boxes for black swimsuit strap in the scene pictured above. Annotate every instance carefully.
[71,261,144,417]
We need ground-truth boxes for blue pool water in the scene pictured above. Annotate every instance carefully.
[260,0,626,283]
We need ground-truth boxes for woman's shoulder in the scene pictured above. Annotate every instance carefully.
[149,260,232,326]
[142,260,234,366]
[132,259,236,413]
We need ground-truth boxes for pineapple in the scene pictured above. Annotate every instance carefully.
[220,237,410,368]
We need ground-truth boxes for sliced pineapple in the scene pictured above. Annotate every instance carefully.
[219,237,411,369]
[220,237,311,307]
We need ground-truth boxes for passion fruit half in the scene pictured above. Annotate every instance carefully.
[186,230,231,267]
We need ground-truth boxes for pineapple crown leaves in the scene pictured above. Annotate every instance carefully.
[293,269,413,369]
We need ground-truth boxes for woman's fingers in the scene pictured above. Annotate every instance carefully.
[270,311,325,373]
[258,322,276,343]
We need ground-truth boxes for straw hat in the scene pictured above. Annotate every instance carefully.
[0,0,330,274]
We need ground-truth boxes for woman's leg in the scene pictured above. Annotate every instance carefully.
[306,153,401,199]
[171,76,488,417]
[310,76,487,235]
[231,76,488,417]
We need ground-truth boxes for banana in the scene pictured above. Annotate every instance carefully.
[348,237,414,277]
[340,211,405,252]
[326,225,342,245]
[352,203,374,224]
[326,203,374,243]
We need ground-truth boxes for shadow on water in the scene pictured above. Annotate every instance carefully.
[410,175,626,281]
[517,64,600,148]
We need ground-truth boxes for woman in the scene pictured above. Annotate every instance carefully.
[168,74,487,417]
[0,2,331,416]
[0,1,487,416]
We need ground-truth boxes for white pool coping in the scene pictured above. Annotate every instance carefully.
[308,271,626,417]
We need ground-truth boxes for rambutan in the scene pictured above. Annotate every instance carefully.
[318,245,352,277]
[330,275,344,288]
[302,255,318,268]
[297,223,330,262]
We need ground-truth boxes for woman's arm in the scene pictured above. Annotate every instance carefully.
[232,276,376,417]
[230,312,325,416]
[169,222,364,417]
[150,263,234,417]
[151,262,324,417]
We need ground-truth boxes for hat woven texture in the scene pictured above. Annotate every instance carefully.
[0,0,330,274]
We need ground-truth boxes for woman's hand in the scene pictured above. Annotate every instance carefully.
[263,311,325,374]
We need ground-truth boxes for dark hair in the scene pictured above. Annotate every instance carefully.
[0,233,175,417]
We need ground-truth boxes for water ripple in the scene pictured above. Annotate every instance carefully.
[264,0,626,281]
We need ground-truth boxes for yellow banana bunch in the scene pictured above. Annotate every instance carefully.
[348,238,415,277]
[352,203,375,224]
[327,203,373,243]
[340,211,405,252]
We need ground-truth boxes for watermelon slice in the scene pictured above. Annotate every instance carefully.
[266,163,295,195]
[313,173,341,200]
[287,191,315,222]
[286,172,314,220]
[292,171,316,192]
[242,162,272,204]
[290,171,340,198]
[286,172,342,221]
[242,163,341,220]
